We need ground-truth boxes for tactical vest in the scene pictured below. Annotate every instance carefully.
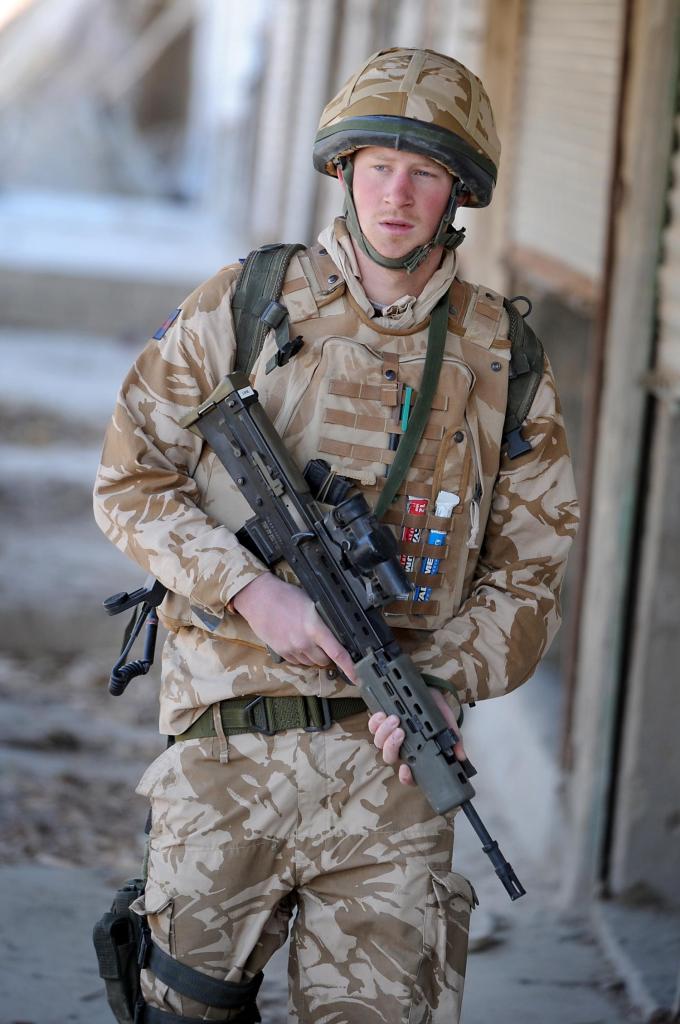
[158,243,543,642]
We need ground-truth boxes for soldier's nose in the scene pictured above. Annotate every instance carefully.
[386,173,414,205]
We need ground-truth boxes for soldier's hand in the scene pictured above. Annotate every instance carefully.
[232,574,357,682]
[367,687,467,786]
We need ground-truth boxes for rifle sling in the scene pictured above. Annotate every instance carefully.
[374,291,449,519]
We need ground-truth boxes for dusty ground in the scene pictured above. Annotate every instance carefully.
[0,329,644,1024]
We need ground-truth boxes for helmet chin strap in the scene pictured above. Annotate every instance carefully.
[340,158,466,274]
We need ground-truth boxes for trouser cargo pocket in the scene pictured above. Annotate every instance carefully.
[409,868,477,1024]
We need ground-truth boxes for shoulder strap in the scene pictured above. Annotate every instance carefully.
[502,298,545,459]
[232,242,306,376]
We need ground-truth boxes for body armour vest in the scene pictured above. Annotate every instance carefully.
[158,244,515,645]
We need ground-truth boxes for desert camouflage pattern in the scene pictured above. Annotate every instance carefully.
[94,216,577,1020]
[316,47,500,202]
[93,216,578,735]
[132,712,474,1022]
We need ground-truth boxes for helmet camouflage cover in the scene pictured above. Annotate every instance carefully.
[314,47,500,208]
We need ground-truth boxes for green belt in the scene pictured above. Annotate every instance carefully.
[176,695,368,741]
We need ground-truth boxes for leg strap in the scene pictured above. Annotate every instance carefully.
[140,1003,260,1024]
[143,937,262,1011]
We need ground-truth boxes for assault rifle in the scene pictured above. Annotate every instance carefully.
[174,371,525,900]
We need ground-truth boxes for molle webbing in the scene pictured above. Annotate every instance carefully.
[319,437,437,472]
[232,243,305,376]
[329,378,450,411]
[323,407,445,441]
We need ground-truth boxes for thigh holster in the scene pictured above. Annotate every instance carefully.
[93,878,147,1024]
[94,877,263,1024]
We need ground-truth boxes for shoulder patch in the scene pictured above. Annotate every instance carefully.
[153,308,181,341]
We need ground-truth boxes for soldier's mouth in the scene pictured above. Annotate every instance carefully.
[379,220,415,234]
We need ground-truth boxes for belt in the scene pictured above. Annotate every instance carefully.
[176,694,367,741]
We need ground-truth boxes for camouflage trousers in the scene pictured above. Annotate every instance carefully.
[133,709,476,1022]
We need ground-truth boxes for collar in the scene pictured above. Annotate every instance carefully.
[318,217,458,331]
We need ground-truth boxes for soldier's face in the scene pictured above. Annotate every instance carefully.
[347,147,453,259]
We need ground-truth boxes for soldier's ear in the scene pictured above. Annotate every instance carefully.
[456,183,472,207]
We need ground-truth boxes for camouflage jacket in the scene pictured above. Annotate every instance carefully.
[93,221,579,734]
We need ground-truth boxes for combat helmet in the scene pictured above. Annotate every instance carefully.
[313,47,500,272]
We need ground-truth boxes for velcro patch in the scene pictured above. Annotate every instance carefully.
[153,308,181,340]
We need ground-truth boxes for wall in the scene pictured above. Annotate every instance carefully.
[607,107,680,906]
[564,0,680,904]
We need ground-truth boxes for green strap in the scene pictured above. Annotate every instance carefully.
[374,291,450,519]
[176,695,367,741]
[232,243,305,376]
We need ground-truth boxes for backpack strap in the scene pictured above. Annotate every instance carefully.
[502,297,545,459]
[232,242,306,376]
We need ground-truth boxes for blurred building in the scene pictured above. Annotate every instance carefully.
[0,0,267,335]
[1,0,679,1017]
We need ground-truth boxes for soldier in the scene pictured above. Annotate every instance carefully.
[94,48,578,1024]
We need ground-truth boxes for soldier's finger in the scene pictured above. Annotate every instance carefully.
[311,616,344,652]
[454,737,468,762]
[284,649,316,667]
[429,688,469,761]
[372,715,400,749]
[398,764,415,786]
[335,652,358,684]
[318,635,357,683]
[284,644,328,667]
[447,720,468,761]
[381,726,404,764]
[304,643,332,668]
[367,712,387,735]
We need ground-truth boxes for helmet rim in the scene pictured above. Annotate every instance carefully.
[313,115,497,208]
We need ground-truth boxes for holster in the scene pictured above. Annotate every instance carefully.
[93,876,263,1023]
[93,877,146,1024]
